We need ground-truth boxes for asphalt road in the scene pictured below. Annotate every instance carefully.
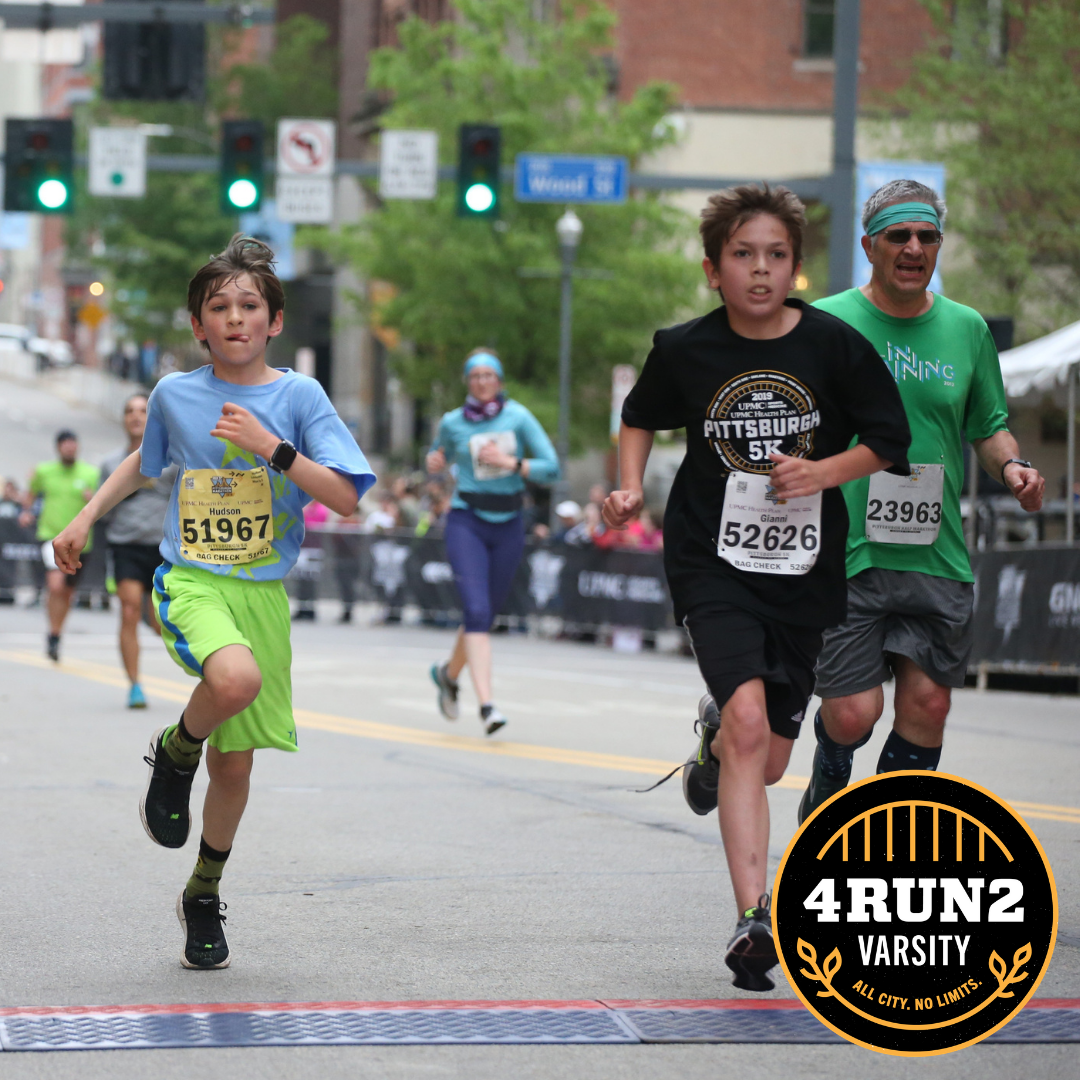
[1,600,1079,1080]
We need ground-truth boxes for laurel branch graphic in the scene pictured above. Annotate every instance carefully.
[793,938,1034,1032]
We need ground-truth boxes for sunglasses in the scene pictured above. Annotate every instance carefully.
[881,228,943,247]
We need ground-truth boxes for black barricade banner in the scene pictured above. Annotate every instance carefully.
[0,514,42,598]
[304,529,674,629]
[971,548,1080,666]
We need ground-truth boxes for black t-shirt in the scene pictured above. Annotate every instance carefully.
[622,300,911,628]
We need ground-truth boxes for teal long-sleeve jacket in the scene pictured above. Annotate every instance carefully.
[430,399,560,522]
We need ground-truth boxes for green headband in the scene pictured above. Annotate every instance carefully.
[865,201,942,236]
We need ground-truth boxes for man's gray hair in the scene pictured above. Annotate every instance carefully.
[861,179,947,234]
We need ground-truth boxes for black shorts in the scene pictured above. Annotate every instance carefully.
[683,602,824,740]
[110,543,162,592]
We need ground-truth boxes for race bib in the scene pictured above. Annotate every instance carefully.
[718,471,821,576]
[178,467,274,565]
[469,430,518,480]
[865,464,944,545]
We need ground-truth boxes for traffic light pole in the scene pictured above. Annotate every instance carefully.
[0,3,273,27]
[826,0,861,296]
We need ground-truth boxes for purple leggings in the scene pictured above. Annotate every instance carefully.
[444,508,525,632]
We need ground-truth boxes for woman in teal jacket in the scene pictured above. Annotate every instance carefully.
[426,350,559,734]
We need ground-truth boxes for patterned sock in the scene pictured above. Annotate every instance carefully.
[877,730,941,774]
[185,837,231,898]
[814,709,872,781]
[164,714,206,768]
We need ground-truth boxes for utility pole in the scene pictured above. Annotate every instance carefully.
[554,209,583,512]
[826,0,861,295]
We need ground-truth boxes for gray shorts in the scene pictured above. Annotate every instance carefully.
[815,567,974,698]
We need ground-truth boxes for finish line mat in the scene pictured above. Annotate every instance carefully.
[3,999,1080,1050]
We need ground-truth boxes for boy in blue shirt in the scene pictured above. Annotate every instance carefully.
[53,235,375,969]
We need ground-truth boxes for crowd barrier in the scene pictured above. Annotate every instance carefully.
[5,518,1080,673]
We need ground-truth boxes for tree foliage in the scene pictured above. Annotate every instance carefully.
[317,0,703,446]
[69,17,338,350]
[895,0,1080,341]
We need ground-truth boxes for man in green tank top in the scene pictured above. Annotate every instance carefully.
[798,180,1044,822]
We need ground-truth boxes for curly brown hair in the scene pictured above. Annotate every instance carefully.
[699,184,806,268]
[187,233,285,350]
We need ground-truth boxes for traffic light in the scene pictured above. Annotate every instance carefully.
[103,20,205,101]
[220,120,264,213]
[3,119,74,214]
[456,124,501,218]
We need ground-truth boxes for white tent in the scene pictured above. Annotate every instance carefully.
[998,320,1080,541]
[998,318,1080,397]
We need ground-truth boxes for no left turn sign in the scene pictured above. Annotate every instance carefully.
[276,119,336,177]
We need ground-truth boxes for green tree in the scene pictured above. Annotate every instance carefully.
[318,0,702,446]
[895,0,1080,341]
[68,17,338,352]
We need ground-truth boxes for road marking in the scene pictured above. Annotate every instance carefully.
[3,648,1080,822]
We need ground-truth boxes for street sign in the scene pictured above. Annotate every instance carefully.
[514,154,628,205]
[276,118,335,223]
[239,199,295,281]
[277,118,335,177]
[88,127,146,198]
[379,130,438,200]
[854,160,946,293]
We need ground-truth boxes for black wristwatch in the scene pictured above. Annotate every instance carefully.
[1000,458,1031,484]
[269,439,298,473]
[513,457,524,473]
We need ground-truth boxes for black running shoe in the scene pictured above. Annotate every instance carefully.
[140,727,197,849]
[177,891,230,969]
[682,694,721,816]
[46,633,60,662]
[725,894,778,992]
[430,662,459,720]
[480,704,507,735]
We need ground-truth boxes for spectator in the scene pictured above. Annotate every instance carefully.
[595,505,662,551]
[563,501,602,547]
[553,500,582,542]
[292,501,329,621]
[1,479,21,518]
[415,478,453,537]
[362,491,402,533]
[332,505,363,623]
[391,475,421,528]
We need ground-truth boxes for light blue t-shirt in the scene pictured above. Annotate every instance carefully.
[141,365,376,580]
[431,399,559,522]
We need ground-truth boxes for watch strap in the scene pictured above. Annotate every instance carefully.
[1000,458,1031,484]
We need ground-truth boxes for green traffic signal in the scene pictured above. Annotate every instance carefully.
[37,179,70,210]
[3,119,74,215]
[220,120,264,214]
[457,124,501,218]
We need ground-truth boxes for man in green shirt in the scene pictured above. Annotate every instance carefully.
[20,430,100,661]
[798,179,1045,821]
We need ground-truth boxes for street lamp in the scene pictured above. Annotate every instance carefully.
[554,209,582,512]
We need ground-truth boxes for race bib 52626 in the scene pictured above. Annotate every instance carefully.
[178,467,274,565]
[718,471,821,576]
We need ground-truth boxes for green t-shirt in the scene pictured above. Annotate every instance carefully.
[29,459,100,548]
[813,289,1009,583]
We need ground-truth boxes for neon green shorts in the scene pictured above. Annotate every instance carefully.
[152,562,297,754]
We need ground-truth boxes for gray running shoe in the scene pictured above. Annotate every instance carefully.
[177,891,230,969]
[430,662,460,720]
[480,704,507,736]
[725,893,777,992]
[682,694,721,815]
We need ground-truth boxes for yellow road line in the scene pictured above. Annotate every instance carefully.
[2,648,1078,822]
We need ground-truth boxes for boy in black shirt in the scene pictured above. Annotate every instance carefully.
[604,185,910,991]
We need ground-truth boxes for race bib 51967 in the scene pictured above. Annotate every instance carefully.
[178,467,274,565]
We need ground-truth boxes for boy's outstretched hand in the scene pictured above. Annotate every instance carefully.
[211,403,279,461]
[52,519,90,575]
[603,488,643,530]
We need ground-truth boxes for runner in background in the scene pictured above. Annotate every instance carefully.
[20,431,99,661]
[426,350,559,735]
[798,180,1045,823]
[99,394,178,708]
[605,185,910,991]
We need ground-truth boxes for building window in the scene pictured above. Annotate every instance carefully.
[804,0,835,58]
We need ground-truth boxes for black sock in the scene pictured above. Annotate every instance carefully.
[814,710,872,781]
[177,714,206,747]
[480,703,493,720]
[877,730,941,774]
